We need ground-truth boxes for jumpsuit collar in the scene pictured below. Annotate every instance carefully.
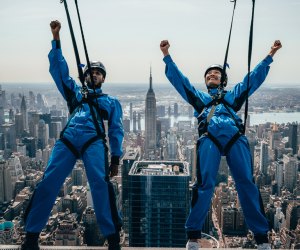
[208,86,225,98]
[208,88,219,97]
[87,87,103,94]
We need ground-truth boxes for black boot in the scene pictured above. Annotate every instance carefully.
[21,232,40,250]
[254,233,269,245]
[107,232,121,250]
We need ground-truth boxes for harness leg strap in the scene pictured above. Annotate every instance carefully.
[59,137,80,159]
[206,132,223,153]
[81,136,101,156]
[204,131,242,156]
[223,131,242,155]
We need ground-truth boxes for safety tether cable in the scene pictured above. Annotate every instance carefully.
[60,0,105,138]
[73,0,103,132]
[220,0,237,89]
[74,0,98,97]
[243,0,255,133]
[60,0,86,89]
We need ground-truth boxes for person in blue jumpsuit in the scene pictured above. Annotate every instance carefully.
[21,20,124,250]
[160,40,282,250]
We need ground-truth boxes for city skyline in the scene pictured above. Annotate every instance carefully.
[0,0,299,86]
[0,80,299,248]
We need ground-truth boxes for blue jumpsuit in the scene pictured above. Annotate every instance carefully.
[163,54,273,239]
[24,40,124,239]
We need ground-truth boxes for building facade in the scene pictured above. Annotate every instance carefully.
[128,160,190,247]
[145,68,157,159]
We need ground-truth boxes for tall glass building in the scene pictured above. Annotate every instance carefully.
[128,161,190,247]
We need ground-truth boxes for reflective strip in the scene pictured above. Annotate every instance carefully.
[206,105,216,123]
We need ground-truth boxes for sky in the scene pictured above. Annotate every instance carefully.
[0,0,299,87]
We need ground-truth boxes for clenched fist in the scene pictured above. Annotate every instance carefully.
[50,20,61,40]
[160,40,170,57]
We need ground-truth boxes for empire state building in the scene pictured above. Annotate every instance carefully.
[145,67,157,159]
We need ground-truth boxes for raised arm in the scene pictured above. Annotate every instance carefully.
[229,40,282,111]
[160,40,209,114]
[48,20,81,102]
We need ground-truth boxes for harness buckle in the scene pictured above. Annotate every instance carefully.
[81,87,89,100]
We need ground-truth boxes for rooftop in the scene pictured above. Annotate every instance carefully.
[129,160,189,176]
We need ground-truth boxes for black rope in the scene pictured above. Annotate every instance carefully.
[74,0,103,130]
[60,0,106,138]
[243,0,255,133]
[60,0,85,87]
[74,0,94,88]
[221,0,237,89]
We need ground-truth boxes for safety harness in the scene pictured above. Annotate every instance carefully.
[197,89,245,155]
[59,91,108,159]
[198,0,256,154]
[60,0,110,158]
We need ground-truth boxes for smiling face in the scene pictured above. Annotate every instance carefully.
[85,69,105,88]
[205,69,222,88]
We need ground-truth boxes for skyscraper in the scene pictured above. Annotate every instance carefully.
[0,123,16,152]
[7,155,23,192]
[130,102,133,120]
[145,67,157,159]
[137,112,141,131]
[247,129,256,163]
[270,123,281,150]
[86,182,93,208]
[8,109,14,123]
[260,140,269,175]
[123,118,130,133]
[0,160,13,203]
[288,122,298,155]
[0,86,6,125]
[174,103,179,117]
[157,105,165,118]
[20,95,28,130]
[283,154,297,192]
[37,119,49,150]
[128,161,190,247]
[22,137,36,158]
[286,202,300,230]
[15,113,24,138]
[166,130,177,160]
[82,207,104,246]
[28,111,41,137]
[133,111,137,133]
[122,148,140,233]
[275,160,283,195]
[50,121,62,139]
[72,165,83,186]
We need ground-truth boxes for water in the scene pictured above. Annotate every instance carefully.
[134,112,300,131]
[249,112,300,126]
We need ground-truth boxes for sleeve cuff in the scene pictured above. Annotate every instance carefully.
[264,55,273,64]
[163,54,173,64]
[111,156,120,165]
[51,40,61,49]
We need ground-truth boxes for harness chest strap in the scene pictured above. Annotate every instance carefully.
[60,93,107,159]
[198,92,243,154]
[206,105,216,123]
